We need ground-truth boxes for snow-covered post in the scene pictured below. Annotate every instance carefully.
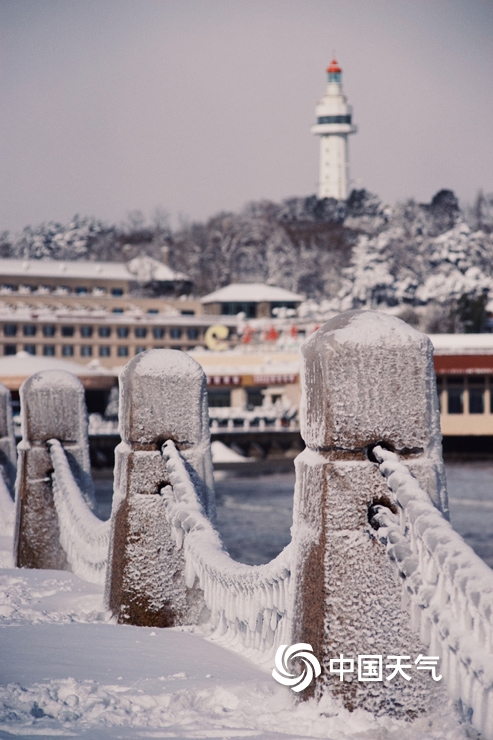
[290,310,447,715]
[105,349,214,627]
[0,382,16,494]
[14,370,94,570]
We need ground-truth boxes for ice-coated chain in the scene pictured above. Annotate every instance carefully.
[161,439,292,661]
[48,439,110,585]
[0,469,14,536]
[372,445,493,739]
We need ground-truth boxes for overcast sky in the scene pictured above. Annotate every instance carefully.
[1,0,492,234]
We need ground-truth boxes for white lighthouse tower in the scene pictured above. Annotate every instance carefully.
[311,59,357,200]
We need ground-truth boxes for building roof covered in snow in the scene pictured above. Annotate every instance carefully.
[0,257,189,284]
[429,334,493,355]
[0,352,116,391]
[200,284,304,304]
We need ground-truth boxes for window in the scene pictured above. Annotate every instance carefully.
[181,310,195,316]
[61,326,74,337]
[117,327,129,338]
[4,324,17,337]
[99,346,110,357]
[43,325,56,337]
[111,288,123,296]
[4,345,16,355]
[247,388,264,408]
[135,346,146,354]
[469,389,484,414]
[43,345,55,356]
[153,327,165,339]
[23,325,37,337]
[170,328,182,339]
[99,326,111,338]
[117,346,129,357]
[75,286,88,295]
[447,377,464,414]
[135,327,147,338]
[187,328,199,340]
[112,308,124,314]
[81,345,92,357]
[468,377,485,414]
[147,309,158,314]
[221,302,256,318]
[62,345,74,356]
[24,344,36,355]
[80,326,93,338]
[153,346,164,350]
[207,390,231,407]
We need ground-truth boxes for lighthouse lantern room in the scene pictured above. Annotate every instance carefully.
[311,59,357,201]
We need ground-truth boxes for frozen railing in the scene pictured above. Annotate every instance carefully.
[48,439,109,585]
[162,438,291,660]
[371,445,493,739]
[8,313,493,731]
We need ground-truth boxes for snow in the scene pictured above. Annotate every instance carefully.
[372,445,493,740]
[161,440,291,662]
[0,352,109,378]
[429,333,493,353]
[0,549,472,739]
[0,455,475,739]
[211,441,253,463]
[49,439,110,585]
[201,284,305,304]
[0,256,188,283]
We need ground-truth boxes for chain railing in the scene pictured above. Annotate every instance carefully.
[48,439,110,585]
[371,445,493,739]
[161,439,291,661]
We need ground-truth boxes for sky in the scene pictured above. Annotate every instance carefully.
[1,0,492,234]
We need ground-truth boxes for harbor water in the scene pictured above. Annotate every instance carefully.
[93,462,493,570]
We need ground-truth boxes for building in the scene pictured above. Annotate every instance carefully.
[0,256,199,315]
[201,283,304,319]
[0,306,239,367]
[431,334,493,437]
[311,59,357,200]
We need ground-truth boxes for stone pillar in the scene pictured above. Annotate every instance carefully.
[290,310,447,716]
[105,349,214,627]
[0,382,16,495]
[14,370,94,570]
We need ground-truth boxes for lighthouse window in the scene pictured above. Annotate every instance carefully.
[317,115,352,125]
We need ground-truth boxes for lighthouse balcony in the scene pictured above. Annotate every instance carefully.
[311,122,357,135]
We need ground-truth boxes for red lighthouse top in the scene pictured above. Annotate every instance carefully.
[327,59,341,74]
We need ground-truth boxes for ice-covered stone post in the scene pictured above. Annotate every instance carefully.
[14,370,94,570]
[105,349,214,627]
[290,310,447,716]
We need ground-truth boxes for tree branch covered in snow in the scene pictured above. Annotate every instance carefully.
[3,190,493,329]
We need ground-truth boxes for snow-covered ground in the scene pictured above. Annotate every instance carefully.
[0,461,488,739]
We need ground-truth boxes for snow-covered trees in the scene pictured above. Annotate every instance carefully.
[3,189,493,331]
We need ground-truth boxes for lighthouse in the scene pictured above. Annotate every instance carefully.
[311,59,357,201]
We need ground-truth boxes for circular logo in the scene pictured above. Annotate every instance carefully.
[272,643,321,692]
